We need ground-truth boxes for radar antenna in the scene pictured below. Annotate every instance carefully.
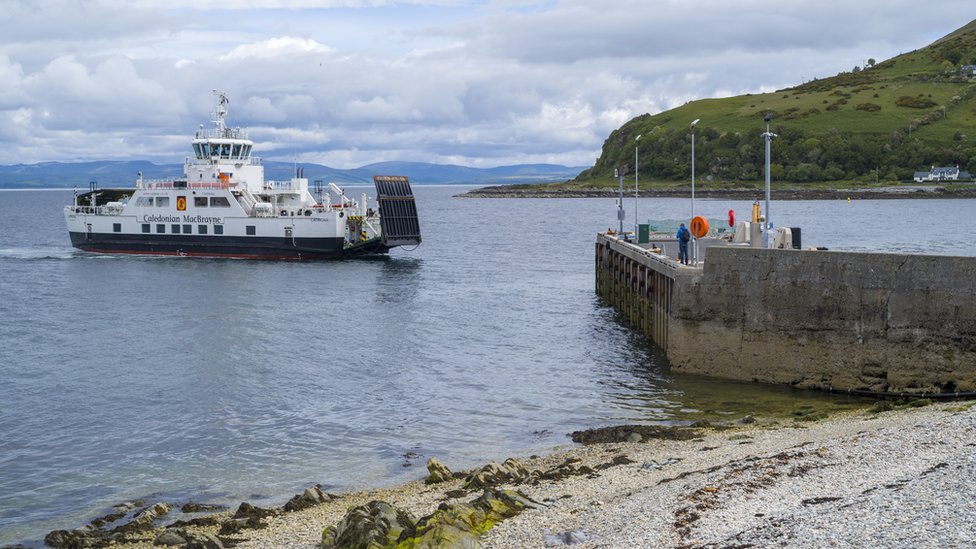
[212,90,230,133]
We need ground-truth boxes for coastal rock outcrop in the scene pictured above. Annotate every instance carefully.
[217,502,275,535]
[321,500,416,549]
[153,529,188,546]
[463,458,530,490]
[283,484,334,512]
[114,502,172,533]
[425,457,454,484]
[45,502,172,548]
[180,502,227,513]
[321,488,544,549]
[569,424,700,445]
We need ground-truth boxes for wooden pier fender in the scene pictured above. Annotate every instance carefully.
[595,234,674,350]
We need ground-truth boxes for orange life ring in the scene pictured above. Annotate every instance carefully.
[728,209,735,227]
[690,216,709,238]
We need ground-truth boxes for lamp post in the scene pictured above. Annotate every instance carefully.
[690,119,700,263]
[635,134,642,235]
[761,113,776,248]
[615,168,624,235]
[690,119,699,219]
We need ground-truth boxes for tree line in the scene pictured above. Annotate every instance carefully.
[579,120,976,185]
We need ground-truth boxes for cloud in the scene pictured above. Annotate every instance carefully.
[0,0,970,167]
[219,37,333,61]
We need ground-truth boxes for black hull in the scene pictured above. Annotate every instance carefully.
[68,232,391,259]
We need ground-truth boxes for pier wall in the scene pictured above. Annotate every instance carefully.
[595,236,676,349]
[597,235,976,394]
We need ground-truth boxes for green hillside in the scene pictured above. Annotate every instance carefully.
[573,19,976,189]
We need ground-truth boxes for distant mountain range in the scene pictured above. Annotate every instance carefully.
[0,160,585,188]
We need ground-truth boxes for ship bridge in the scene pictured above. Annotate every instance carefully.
[190,91,255,164]
[183,91,265,193]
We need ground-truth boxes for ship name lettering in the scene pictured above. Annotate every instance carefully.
[141,214,182,223]
[182,214,224,224]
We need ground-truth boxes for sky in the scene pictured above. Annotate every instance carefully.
[0,0,970,168]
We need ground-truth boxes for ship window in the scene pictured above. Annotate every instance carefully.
[210,197,230,207]
[198,225,208,235]
[221,144,231,158]
[156,224,165,233]
[113,223,122,233]
[194,197,208,207]
[209,144,220,157]
[142,223,150,233]
[214,225,224,235]
[193,143,203,159]
[135,197,154,207]
[232,144,242,158]
[182,224,192,234]
[157,197,170,207]
[243,145,251,157]
[171,224,180,233]
[246,225,256,235]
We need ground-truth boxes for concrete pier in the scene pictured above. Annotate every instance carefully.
[596,233,976,394]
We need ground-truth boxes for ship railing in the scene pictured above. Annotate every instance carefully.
[193,127,250,140]
[264,180,302,191]
[183,156,262,165]
[64,205,123,216]
[142,180,236,190]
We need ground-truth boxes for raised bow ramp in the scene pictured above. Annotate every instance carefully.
[374,176,422,247]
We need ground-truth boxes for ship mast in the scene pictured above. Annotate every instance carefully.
[212,90,230,136]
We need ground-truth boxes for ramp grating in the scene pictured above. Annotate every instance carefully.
[374,176,422,247]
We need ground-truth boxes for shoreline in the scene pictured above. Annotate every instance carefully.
[38,401,975,548]
[457,185,976,200]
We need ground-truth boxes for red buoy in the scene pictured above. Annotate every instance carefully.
[728,209,735,227]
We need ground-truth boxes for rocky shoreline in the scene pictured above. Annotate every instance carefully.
[21,400,976,548]
[457,185,976,200]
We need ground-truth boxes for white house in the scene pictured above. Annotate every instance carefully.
[961,65,976,78]
[913,165,969,182]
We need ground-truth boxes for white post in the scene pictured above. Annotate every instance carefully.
[762,114,774,248]
[634,134,641,235]
[692,131,696,263]
[615,168,624,234]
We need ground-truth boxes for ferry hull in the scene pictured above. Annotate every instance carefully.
[68,232,390,259]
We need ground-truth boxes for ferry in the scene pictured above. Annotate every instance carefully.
[64,92,421,259]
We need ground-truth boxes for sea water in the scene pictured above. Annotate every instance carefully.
[1,187,973,545]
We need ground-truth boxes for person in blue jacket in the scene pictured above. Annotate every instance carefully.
[677,223,691,265]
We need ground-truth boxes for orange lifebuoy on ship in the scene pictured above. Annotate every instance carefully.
[690,216,709,238]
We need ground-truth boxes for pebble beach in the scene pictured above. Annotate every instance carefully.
[32,403,976,549]
[76,401,972,549]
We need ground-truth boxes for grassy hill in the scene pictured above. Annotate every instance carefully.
[569,19,976,190]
